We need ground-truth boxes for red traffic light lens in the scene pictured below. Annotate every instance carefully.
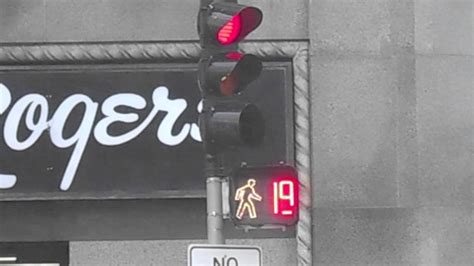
[225,51,244,60]
[216,7,262,46]
[217,14,242,45]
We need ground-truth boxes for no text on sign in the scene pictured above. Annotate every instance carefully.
[188,244,261,266]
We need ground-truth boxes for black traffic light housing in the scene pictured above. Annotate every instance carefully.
[197,0,264,155]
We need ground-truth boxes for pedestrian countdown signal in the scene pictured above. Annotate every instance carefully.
[229,165,299,227]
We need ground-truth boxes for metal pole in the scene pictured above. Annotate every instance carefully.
[201,100,225,245]
[200,0,226,246]
[207,177,224,244]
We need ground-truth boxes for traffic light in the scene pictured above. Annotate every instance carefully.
[197,0,264,154]
[229,165,299,227]
[198,1,262,50]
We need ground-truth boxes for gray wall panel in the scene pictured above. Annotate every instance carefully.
[310,0,414,55]
[415,0,473,55]
[0,199,294,241]
[70,239,296,266]
[313,207,419,265]
[0,0,46,42]
[313,207,473,265]
[309,0,472,265]
[416,55,473,207]
[417,207,473,265]
[311,56,400,208]
[0,0,307,43]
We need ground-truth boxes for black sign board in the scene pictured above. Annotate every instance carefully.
[0,63,293,201]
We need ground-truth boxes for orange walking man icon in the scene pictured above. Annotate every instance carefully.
[235,179,262,219]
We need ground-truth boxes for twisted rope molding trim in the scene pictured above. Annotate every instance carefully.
[0,43,201,64]
[0,41,313,266]
[242,42,312,266]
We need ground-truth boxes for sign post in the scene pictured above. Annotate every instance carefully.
[206,176,225,244]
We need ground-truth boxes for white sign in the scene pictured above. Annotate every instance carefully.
[188,244,262,266]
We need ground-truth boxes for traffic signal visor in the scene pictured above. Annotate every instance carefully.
[207,3,263,46]
[220,54,262,95]
[206,101,264,147]
[215,5,262,45]
[199,53,262,96]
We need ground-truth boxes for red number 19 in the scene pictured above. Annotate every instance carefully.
[273,180,295,216]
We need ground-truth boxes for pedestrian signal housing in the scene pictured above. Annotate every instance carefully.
[229,165,299,227]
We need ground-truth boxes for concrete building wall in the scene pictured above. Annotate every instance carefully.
[310,0,472,265]
[0,0,307,42]
[1,0,472,265]
[70,239,296,266]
